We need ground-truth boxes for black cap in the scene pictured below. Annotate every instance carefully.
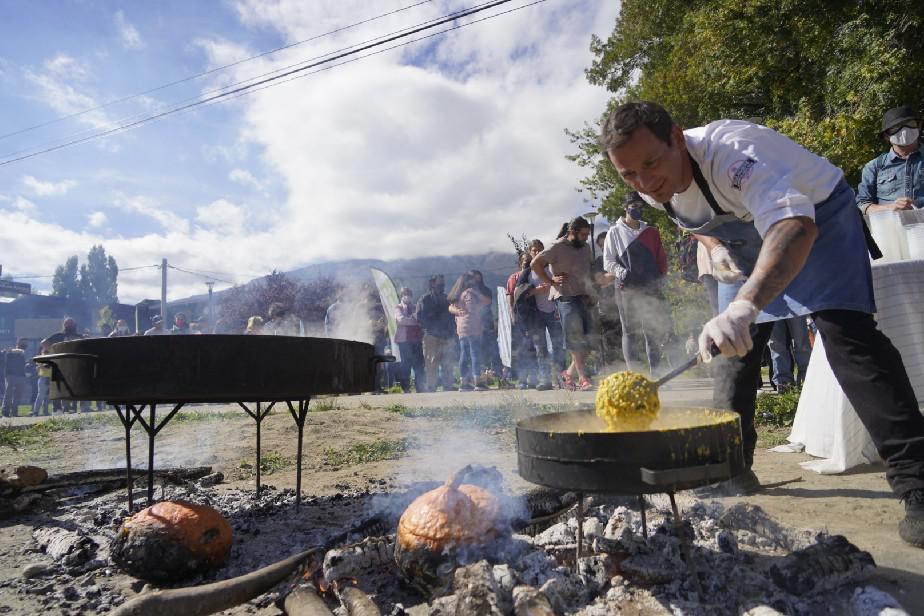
[881,105,922,135]
[623,191,645,207]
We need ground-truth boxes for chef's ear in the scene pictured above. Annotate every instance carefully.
[671,124,687,153]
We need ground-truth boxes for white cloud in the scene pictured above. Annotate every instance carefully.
[196,199,246,235]
[13,196,36,211]
[25,65,111,131]
[87,211,108,228]
[22,175,77,196]
[43,54,90,80]
[113,194,190,234]
[115,11,144,50]
[229,168,262,190]
[0,1,620,302]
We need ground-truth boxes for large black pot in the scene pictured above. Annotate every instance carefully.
[34,335,393,403]
[516,408,745,494]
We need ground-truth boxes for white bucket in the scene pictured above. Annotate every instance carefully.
[906,223,924,260]
[869,211,908,261]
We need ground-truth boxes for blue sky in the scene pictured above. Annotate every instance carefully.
[0,0,618,302]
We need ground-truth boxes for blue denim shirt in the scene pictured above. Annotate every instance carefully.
[856,147,924,209]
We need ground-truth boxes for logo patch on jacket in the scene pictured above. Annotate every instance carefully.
[728,158,757,190]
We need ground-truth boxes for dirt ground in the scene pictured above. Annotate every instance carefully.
[1,379,922,614]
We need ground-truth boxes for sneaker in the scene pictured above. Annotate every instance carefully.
[517,382,530,390]
[474,385,489,391]
[535,382,553,391]
[459,383,474,392]
[578,378,594,391]
[694,469,761,498]
[899,489,924,548]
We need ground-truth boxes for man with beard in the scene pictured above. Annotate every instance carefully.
[416,274,457,392]
[530,216,596,391]
[600,100,924,548]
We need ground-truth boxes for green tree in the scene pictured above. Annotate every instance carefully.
[81,245,119,306]
[51,246,119,306]
[52,255,81,300]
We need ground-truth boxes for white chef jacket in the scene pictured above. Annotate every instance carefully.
[641,120,844,237]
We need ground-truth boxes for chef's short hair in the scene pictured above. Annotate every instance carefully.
[599,101,674,152]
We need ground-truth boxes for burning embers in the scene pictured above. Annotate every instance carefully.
[110,500,233,583]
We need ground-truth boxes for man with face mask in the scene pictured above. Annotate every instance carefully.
[416,274,456,392]
[601,101,924,549]
[602,191,669,373]
[531,216,596,391]
[857,105,924,214]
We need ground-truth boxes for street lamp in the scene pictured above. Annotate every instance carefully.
[205,281,214,333]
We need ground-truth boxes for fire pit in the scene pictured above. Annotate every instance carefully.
[517,407,745,586]
[34,335,393,509]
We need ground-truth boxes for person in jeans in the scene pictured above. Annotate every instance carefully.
[767,316,811,390]
[510,253,539,389]
[394,287,426,392]
[530,217,597,391]
[527,239,565,377]
[448,271,491,391]
[1,339,29,418]
[32,342,52,416]
[603,191,670,373]
[513,254,554,390]
[416,275,457,392]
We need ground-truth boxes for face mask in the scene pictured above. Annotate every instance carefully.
[889,127,920,147]
[627,207,642,221]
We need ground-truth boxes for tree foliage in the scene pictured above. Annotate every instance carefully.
[51,246,119,306]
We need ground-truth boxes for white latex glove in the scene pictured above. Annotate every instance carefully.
[699,299,759,361]
[710,244,746,283]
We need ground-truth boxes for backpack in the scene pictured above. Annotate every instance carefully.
[677,233,700,284]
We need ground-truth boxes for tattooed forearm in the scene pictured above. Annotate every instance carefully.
[737,217,817,309]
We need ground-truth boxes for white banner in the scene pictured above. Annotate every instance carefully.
[370,267,401,362]
[497,286,512,368]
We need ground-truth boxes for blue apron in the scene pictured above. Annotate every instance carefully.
[663,156,876,323]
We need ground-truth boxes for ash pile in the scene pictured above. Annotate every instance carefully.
[0,463,910,616]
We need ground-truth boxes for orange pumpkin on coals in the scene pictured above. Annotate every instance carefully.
[394,467,505,597]
[111,500,233,583]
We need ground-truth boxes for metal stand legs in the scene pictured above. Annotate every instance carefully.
[669,492,704,596]
[113,402,184,507]
[238,402,276,496]
[286,399,310,510]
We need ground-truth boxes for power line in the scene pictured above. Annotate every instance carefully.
[0,0,437,142]
[0,0,540,167]
[0,0,508,161]
[167,264,237,286]
[9,264,160,280]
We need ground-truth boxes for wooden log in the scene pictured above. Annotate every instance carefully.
[110,547,320,616]
[33,527,98,566]
[769,534,875,596]
[20,466,212,493]
[339,586,382,616]
[282,583,335,616]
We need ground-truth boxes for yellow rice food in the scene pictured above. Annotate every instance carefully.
[595,371,660,431]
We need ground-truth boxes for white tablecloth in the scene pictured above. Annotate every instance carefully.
[785,259,924,473]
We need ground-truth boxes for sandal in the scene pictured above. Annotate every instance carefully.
[559,371,574,390]
[578,378,594,391]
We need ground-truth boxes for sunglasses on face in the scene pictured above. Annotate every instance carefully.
[885,121,922,136]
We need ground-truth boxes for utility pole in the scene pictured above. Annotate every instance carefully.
[205,281,214,332]
[161,258,167,325]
